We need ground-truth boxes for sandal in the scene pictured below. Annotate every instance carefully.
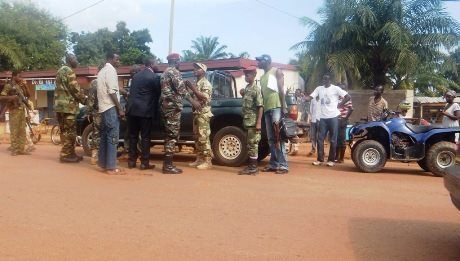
[105,168,126,175]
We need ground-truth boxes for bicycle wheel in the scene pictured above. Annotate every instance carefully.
[51,125,61,145]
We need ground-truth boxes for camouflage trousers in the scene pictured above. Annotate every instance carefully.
[56,112,77,157]
[193,113,211,157]
[9,108,26,153]
[161,107,182,154]
[90,113,102,150]
[246,127,261,159]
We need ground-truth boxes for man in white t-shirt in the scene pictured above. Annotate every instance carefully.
[97,53,125,175]
[304,75,351,166]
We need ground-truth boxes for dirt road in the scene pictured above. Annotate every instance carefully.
[0,143,459,260]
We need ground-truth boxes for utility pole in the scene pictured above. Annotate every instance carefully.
[168,0,175,54]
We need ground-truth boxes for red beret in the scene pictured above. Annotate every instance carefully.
[166,53,180,61]
[243,66,258,74]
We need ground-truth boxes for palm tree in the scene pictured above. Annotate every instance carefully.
[292,0,460,92]
[0,36,23,70]
[187,36,229,61]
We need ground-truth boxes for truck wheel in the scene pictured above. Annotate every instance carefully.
[425,141,456,177]
[417,159,429,172]
[82,124,95,156]
[212,126,247,166]
[352,140,386,173]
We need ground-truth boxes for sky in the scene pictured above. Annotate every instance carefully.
[21,0,460,64]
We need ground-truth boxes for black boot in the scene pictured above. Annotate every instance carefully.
[140,161,155,170]
[162,154,182,174]
[128,160,136,169]
[238,158,259,175]
[60,155,80,163]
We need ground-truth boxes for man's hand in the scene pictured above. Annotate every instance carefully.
[240,89,245,97]
[256,122,262,131]
[185,80,195,90]
[118,108,125,118]
[282,107,288,116]
[190,100,202,111]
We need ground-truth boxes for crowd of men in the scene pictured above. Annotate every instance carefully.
[1,52,459,175]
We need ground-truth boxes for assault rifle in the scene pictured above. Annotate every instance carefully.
[12,85,32,111]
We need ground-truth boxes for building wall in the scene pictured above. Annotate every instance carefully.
[347,89,414,124]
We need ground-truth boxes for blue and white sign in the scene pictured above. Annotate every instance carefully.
[33,79,56,91]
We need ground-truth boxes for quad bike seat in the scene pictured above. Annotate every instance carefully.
[405,123,442,133]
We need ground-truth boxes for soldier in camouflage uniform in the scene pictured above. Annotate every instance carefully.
[186,63,213,170]
[239,67,263,175]
[0,72,31,156]
[54,54,87,163]
[87,79,101,165]
[160,53,201,174]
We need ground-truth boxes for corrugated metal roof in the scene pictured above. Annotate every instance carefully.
[414,96,460,104]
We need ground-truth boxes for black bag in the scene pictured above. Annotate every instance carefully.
[280,117,297,141]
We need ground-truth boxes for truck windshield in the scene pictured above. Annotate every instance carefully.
[181,70,235,99]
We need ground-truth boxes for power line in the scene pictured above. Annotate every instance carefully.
[60,0,106,21]
[254,0,301,20]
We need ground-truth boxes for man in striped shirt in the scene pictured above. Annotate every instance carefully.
[367,85,388,121]
[336,83,353,163]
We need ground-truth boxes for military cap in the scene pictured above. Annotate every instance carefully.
[243,66,257,74]
[193,62,207,72]
[166,53,181,61]
[255,54,271,63]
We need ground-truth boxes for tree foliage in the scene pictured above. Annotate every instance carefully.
[292,0,460,94]
[182,36,229,61]
[0,1,67,71]
[70,21,155,66]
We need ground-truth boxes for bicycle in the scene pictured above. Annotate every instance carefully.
[30,117,60,145]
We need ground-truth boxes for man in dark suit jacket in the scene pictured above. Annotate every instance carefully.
[126,58,161,170]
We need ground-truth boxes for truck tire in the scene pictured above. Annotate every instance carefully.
[212,126,247,166]
[82,124,94,156]
[352,140,386,173]
[417,159,429,172]
[425,141,456,177]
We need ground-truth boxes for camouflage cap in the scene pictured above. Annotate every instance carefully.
[193,62,207,72]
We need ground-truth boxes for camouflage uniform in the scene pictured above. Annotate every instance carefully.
[87,80,101,163]
[160,66,188,154]
[192,77,213,161]
[242,82,263,158]
[238,81,263,175]
[0,82,27,154]
[54,65,87,158]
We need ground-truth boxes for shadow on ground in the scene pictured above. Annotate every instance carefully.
[348,217,460,261]
[327,164,435,177]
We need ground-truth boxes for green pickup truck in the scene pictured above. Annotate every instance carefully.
[82,70,298,167]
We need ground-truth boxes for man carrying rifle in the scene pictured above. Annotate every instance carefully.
[0,71,32,156]
[256,54,289,174]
